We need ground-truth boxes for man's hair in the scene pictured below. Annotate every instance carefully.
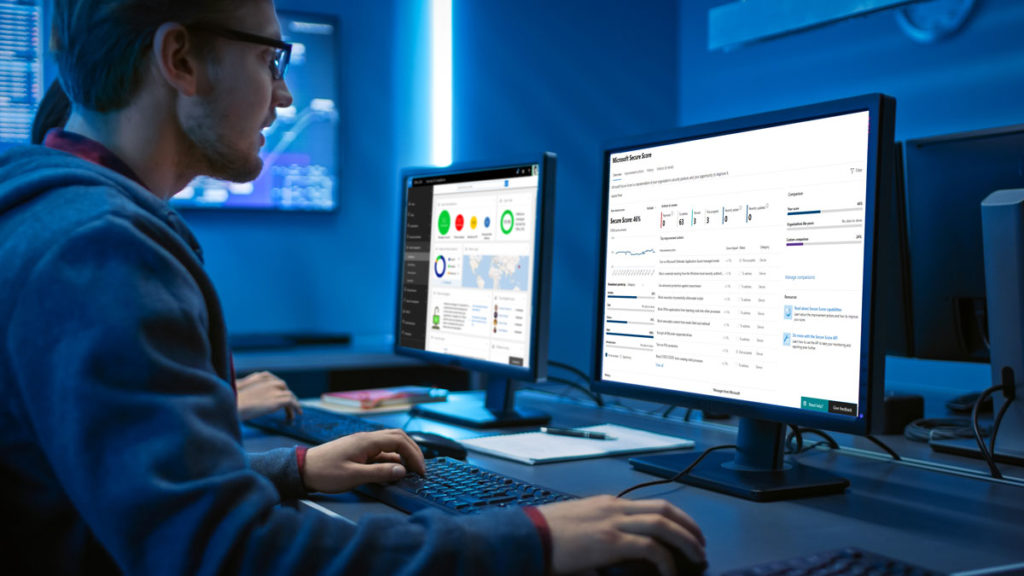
[31,80,71,144]
[51,0,245,112]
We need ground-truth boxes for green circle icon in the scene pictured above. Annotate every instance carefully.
[438,210,451,235]
[500,210,514,235]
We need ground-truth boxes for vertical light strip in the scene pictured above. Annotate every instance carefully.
[431,0,452,166]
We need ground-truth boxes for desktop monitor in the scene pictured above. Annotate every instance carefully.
[903,125,1024,363]
[170,11,340,211]
[395,154,556,428]
[594,94,896,501]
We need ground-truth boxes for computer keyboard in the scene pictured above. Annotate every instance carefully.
[356,456,576,514]
[245,404,385,444]
[722,547,945,576]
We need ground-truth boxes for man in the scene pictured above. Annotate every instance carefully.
[0,0,706,573]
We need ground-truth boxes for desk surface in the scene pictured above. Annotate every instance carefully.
[243,358,1024,575]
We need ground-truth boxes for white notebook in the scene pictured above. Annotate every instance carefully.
[461,423,694,465]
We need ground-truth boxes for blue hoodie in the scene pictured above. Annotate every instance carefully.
[0,144,544,575]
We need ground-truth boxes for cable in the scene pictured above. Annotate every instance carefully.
[547,376,604,407]
[617,444,737,498]
[903,417,987,442]
[865,435,901,461]
[973,384,1004,479]
[548,360,593,384]
[547,361,604,406]
[988,395,1014,463]
[786,427,839,454]
[785,425,804,454]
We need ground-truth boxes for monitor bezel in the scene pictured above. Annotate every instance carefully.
[170,9,342,212]
[593,94,895,436]
[393,153,556,383]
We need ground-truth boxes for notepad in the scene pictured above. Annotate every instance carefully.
[461,424,694,465]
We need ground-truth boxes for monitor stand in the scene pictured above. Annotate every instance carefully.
[629,417,849,502]
[410,374,550,429]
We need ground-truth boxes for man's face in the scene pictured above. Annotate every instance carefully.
[180,0,293,183]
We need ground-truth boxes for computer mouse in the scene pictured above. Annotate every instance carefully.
[407,431,468,460]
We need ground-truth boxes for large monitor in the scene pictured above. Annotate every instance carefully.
[594,94,896,501]
[395,154,556,428]
[171,11,340,211]
[903,125,1024,363]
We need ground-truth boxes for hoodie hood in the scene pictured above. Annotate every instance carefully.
[0,144,203,260]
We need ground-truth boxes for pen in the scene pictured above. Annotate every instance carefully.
[539,427,615,440]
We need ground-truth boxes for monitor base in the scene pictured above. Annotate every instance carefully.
[410,395,550,429]
[629,451,849,502]
[928,437,1024,467]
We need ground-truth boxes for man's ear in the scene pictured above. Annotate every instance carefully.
[152,22,202,97]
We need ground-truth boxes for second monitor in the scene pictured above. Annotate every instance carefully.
[396,154,556,428]
[595,94,897,501]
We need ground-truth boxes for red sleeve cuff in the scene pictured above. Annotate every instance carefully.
[295,445,308,478]
[523,506,552,576]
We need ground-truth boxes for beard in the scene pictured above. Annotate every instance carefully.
[179,95,265,183]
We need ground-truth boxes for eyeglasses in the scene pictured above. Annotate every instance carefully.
[189,23,292,81]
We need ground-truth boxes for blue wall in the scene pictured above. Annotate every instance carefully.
[453,0,679,374]
[679,0,1024,141]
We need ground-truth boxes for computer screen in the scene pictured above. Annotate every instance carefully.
[903,125,1024,363]
[0,0,44,150]
[170,11,340,211]
[395,154,556,428]
[594,94,896,500]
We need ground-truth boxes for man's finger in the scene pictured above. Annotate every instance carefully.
[618,499,705,547]
[618,513,705,565]
[613,533,676,576]
[355,430,426,475]
[357,462,408,484]
[370,452,404,465]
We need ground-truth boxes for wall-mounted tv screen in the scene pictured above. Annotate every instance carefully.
[171,11,340,211]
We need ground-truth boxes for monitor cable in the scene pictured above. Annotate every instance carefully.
[785,426,839,454]
[903,417,986,442]
[864,435,901,461]
[990,392,1015,457]
[548,360,604,406]
[659,405,693,420]
[616,444,737,498]
[973,383,1007,479]
[784,426,900,460]
[547,376,604,407]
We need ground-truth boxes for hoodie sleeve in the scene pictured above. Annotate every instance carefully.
[7,211,545,576]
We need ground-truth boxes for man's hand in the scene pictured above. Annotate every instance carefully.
[236,371,302,421]
[302,429,427,493]
[539,495,706,576]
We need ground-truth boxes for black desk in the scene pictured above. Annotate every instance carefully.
[242,357,1024,575]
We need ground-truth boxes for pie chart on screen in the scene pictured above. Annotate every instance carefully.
[434,255,447,277]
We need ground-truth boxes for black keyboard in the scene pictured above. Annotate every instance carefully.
[356,457,576,514]
[723,547,945,576]
[246,405,385,444]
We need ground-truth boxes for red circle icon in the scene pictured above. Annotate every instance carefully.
[455,214,464,231]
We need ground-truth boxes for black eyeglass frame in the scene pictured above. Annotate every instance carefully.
[188,23,292,81]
